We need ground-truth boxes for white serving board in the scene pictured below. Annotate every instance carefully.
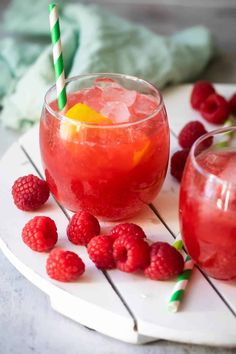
[0,84,236,346]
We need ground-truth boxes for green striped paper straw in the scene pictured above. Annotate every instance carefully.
[168,254,194,313]
[48,3,67,111]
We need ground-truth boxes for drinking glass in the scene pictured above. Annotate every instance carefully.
[180,126,236,280]
[40,73,170,220]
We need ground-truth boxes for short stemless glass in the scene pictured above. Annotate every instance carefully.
[40,73,170,220]
[180,126,236,280]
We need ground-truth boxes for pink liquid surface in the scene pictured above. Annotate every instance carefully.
[40,79,169,220]
[180,149,236,280]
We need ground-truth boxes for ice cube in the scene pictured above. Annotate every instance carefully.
[102,85,137,107]
[95,77,116,84]
[82,86,104,112]
[219,153,236,183]
[101,101,130,123]
[66,91,84,108]
[132,93,157,117]
[198,151,232,177]
[95,78,122,90]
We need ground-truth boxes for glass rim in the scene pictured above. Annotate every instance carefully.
[44,73,164,129]
[190,125,236,187]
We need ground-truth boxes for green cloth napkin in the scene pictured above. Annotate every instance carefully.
[0,0,214,130]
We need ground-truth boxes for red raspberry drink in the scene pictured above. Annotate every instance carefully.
[40,74,169,220]
[180,127,236,280]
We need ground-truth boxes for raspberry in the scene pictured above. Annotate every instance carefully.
[110,223,146,243]
[46,248,85,282]
[12,174,50,211]
[67,211,100,245]
[113,235,150,273]
[190,81,215,110]
[22,216,58,252]
[178,121,207,149]
[170,149,189,182]
[87,235,115,270]
[144,242,184,280]
[200,93,230,124]
[229,93,236,116]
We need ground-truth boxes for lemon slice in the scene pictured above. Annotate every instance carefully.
[133,140,151,167]
[60,103,112,141]
[66,103,112,125]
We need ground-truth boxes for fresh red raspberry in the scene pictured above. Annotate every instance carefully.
[87,235,115,270]
[170,149,189,182]
[110,223,146,243]
[12,174,50,211]
[67,211,100,245]
[46,248,85,282]
[200,93,230,124]
[22,216,58,252]
[178,121,207,149]
[229,93,236,116]
[144,242,184,280]
[113,234,150,273]
[190,81,215,110]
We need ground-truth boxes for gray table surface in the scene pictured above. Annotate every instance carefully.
[1,0,236,353]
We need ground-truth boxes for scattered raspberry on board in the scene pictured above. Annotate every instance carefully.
[190,81,215,110]
[46,248,85,282]
[170,149,190,182]
[12,174,50,211]
[229,93,236,116]
[113,234,150,273]
[200,93,230,125]
[144,242,184,280]
[87,235,115,270]
[178,121,207,149]
[110,223,146,243]
[67,211,100,245]
[22,216,58,252]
